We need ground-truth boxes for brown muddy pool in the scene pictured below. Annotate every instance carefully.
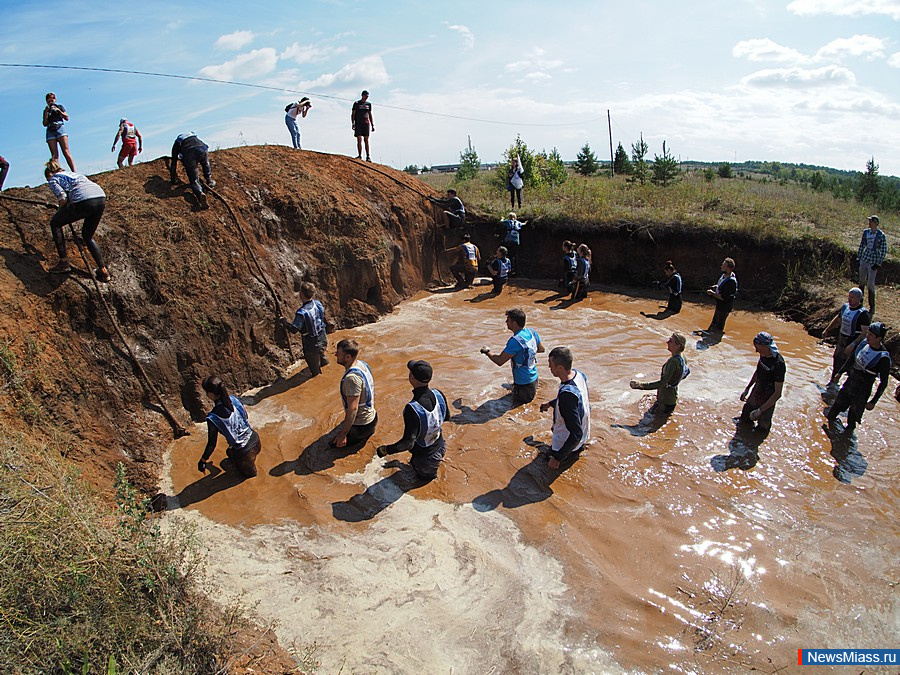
[162,283,899,673]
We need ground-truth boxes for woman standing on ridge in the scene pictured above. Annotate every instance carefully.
[44,159,110,281]
[42,92,76,172]
[506,156,524,210]
[198,376,262,478]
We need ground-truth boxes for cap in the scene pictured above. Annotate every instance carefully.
[868,322,887,338]
[868,215,879,225]
[407,359,433,383]
[849,287,863,298]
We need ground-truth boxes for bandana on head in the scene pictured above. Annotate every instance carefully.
[753,331,779,356]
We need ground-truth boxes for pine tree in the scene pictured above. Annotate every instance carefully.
[717,162,732,179]
[629,134,649,185]
[456,136,480,181]
[539,147,568,186]
[574,142,599,176]
[613,142,631,175]
[650,140,680,187]
[856,157,880,204]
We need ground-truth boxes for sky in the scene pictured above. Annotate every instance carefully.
[1,0,899,188]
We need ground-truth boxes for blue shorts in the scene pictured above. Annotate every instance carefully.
[46,123,67,141]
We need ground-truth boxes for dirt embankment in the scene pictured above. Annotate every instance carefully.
[0,146,445,492]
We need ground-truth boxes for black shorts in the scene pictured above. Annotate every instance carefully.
[447,212,465,228]
[354,124,370,138]
[513,381,537,403]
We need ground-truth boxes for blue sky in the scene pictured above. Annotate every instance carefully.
[1,0,898,188]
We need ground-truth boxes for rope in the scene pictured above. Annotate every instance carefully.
[64,223,188,438]
[0,194,56,208]
[206,186,296,361]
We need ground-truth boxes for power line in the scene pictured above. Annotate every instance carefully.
[0,63,608,128]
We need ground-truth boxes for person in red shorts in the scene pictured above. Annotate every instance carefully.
[111,118,143,168]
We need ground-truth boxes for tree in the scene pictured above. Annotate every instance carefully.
[537,147,568,186]
[703,167,716,182]
[717,162,732,179]
[494,135,536,188]
[402,164,419,175]
[613,142,631,175]
[629,134,649,185]
[650,140,680,187]
[574,142,599,176]
[456,136,480,181]
[856,157,880,204]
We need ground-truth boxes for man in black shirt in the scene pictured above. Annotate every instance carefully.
[376,360,450,481]
[351,90,375,161]
[428,189,466,229]
[170,132,214,207]
[826,322,891,437]
[705,257,738,334]
[739,332,785,434]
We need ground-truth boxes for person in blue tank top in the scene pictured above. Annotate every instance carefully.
[488,246,511,295]
[280,281,330,376]
[571,243,591,300]
[704,257,738,334]
[539,347,591,470]
[331,338,378,449]
[481,308,545,404]
[198,375,261,478]
[826,322,891,437]
[500,212,525,276]
[559,240,577,291]
[376,359,449,481]
[824,287,870,385]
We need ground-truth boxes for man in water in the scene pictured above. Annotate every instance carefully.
[824,287,870,385]
[280,282,330,376]
[488,246,511,295]
[331,339,377,449]
[481,308,544,404]
[500,212,525,276]
[705,257,737,334]
[739,332,785,435]
[825,322,891,437]
[445,233,480,288]
[376,360,449,481]
[539,347,590,470]
[351,90,374,161]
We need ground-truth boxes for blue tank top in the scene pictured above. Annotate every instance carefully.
[206,395,254,449]
[341,361,374,409]
[408,389,448,447]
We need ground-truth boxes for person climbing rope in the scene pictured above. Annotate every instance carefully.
[44,159,111,282]
[280,281,329,376]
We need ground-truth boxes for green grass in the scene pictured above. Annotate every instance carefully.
[418,169,899,259]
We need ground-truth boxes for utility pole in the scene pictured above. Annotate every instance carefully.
[607,110,614,177]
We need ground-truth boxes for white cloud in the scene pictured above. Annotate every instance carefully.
[280,42,347,65]
[199,48,278,81]
[297,55,389,91]
[504,47,565,85]
[446,24,475,50]
[787,0,900,20]
[215,31,255,50]
[889,51,900,67]
[524,72,552,83]
[815,34,885,60]
[741,64,856,87]
[733,38,808,63]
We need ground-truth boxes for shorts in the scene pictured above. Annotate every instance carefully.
[118,138,138,162]
[354,124,370,138]
[46,123,67,141]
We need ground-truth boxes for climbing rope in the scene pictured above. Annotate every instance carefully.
[205,186,296,362]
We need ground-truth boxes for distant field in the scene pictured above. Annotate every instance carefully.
[418,169,899,261]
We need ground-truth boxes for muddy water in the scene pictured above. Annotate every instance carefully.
[163,282,900,673]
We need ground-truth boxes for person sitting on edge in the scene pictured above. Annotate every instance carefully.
[488,246,511,295]
[44,159,111,282]
[170,132,215,208]
[738,332,785,435]
[630,332,689,416]
[331,339,377,449]
[375,360,449,482]
[428,189,466,229]
[705,257,738,334]
[560,240,577,290]
[571,243,592,300]
[825,322,891,438]
[111,117,143,168]
[824,287,870,386]
[481,307,545,404]
[539,346,591,470]
[280,281,329,376]
[445,233,480,289]
[857,215,886,319]
[501,212,526,276]
[198,375,261,478]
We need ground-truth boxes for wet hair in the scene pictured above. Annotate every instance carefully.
[498,246,508,257]
[44,159,62,180]
[723,257,735,270]
[336,338,359,359]
[447,189,457,196]
[300,281,316,300]
[463,234,471,242]
[671,333,687,352]
[664,260,676,273]
[548,346,573,370]
[578,243,592,260]
[202,375,234,412]
[505,308,526,327]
